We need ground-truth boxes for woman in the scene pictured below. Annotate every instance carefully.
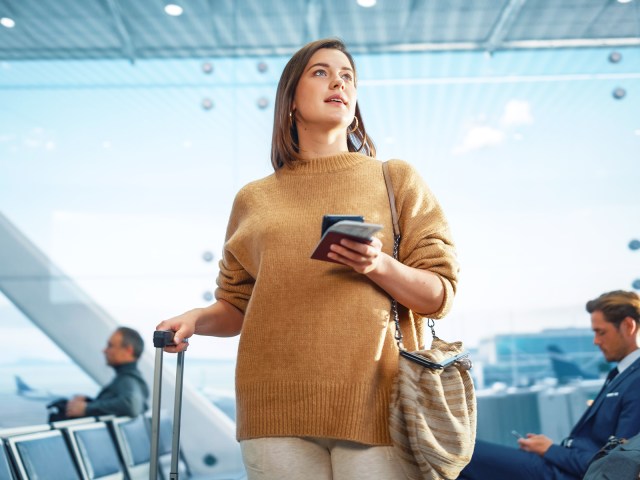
[157,38,458,479]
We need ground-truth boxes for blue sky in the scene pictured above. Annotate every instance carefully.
[1,46,639,360]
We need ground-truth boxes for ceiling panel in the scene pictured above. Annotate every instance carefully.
[0,0,638,61]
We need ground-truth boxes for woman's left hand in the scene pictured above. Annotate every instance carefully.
[327,236,385,274]
[330,235,445,314]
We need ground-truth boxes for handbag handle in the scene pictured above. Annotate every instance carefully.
[382,162,400,240]
[382,162,437,352]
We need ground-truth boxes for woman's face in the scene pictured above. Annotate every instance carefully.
[292,48,357,132]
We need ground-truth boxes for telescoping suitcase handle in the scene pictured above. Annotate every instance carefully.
[150,330,186,480]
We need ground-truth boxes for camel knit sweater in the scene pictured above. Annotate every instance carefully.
[215,152,458,445]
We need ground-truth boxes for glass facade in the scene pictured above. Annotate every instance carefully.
[1,45,639,426]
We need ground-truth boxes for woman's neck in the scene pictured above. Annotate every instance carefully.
[296,127,348,159]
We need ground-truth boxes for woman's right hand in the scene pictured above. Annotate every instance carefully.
[156,308,201,353]
[156,300,244,353]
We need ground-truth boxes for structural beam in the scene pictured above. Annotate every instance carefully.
[484,0,527,54]
[305,0,322,43]
[105,0,137,64]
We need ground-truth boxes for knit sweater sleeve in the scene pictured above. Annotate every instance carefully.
[214,185,256,313]
[387,159,458,318]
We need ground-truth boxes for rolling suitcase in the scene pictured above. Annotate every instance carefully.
[150,330,186,480]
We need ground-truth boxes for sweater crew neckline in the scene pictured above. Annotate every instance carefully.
[283,152,372,175]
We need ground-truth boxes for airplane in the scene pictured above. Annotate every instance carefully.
[14,375,63,403]
[546,345,602,385]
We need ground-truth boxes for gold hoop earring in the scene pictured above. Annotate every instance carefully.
[348,116,359,133]
[289,110,295,127]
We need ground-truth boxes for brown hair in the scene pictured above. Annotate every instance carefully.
[270,38,376,170]
[116,326,144,359]
[586,290,640,328]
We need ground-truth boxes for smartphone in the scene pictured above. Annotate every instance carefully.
[511,430,524,439]
[321,214,364,236]
[311,216,382,263]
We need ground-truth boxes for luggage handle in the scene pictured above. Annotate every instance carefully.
[150,330,185,480]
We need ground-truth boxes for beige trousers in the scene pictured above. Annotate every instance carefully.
[240,436,407,480]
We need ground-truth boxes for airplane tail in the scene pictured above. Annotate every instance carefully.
[15,375,34,395]
[547,345,599,384]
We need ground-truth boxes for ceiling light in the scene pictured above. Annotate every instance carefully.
[202,62,213,74]
[612,87,626,100]
[0,17,15,28]
[201,98,214,110]
[357,0,376,7]
[608,51,622,63]
[617,0,633,4]
[164,4,183,16]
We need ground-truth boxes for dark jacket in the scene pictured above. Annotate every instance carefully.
[544,356,640,479]
[84,361,149,417]
[583,432,640,480]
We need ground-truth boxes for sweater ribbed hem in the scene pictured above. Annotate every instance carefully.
[235,380,392,446]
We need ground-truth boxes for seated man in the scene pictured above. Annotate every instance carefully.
[459,290,640,480]
[51,327,149,420]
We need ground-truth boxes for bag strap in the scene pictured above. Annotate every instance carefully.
[382,162,400,239]
[382,162,437,352]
